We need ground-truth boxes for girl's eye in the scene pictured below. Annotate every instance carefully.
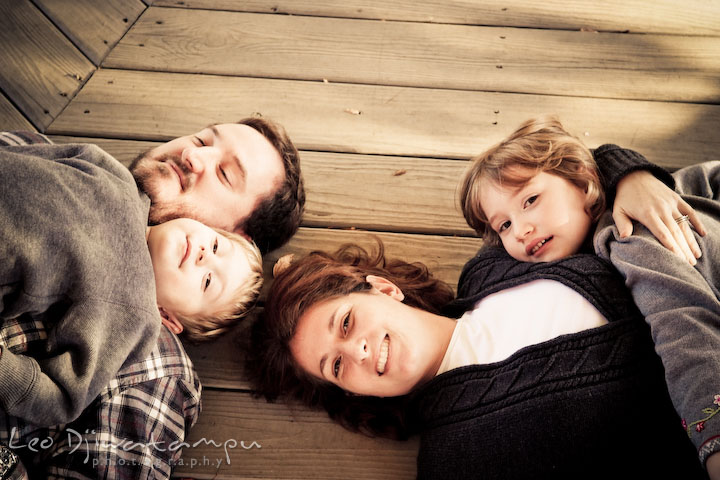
[333,356,342,378]
[204,273,212,291]
[193,136,206,146]
[499,220,511,233]
[213,238,218,254]
[220,167,229,183]
[524,195,538,208]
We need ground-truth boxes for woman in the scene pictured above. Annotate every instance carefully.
[250,241,704,478]
[248,154,707,478]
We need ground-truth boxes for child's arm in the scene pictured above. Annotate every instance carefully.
[593,145,706,265]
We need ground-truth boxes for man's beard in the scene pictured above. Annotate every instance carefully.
[130,150,199,225]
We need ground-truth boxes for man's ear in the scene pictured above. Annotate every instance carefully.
[365,275,405,301]
[233,226,252,241]
[158,306,184,335]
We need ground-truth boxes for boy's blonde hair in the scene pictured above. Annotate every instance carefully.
[176,228,264,343]
[459,115,605,247]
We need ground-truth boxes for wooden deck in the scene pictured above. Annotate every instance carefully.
[1,1,719,478]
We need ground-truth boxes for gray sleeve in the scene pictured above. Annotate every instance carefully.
[593,161,720,464]
[0,300,160,427]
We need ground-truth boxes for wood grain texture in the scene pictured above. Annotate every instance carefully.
[152,0,720,35]
[0,0,94,130]
[175,389,418,479]
[105,8,720,104]
[50,69,720,169]
[33,0,146,65]
[0,92,35,131]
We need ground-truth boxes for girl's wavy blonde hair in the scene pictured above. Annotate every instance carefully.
[175,228,263,343]
[459,115,605,246]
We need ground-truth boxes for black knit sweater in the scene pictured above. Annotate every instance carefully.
[409,249,704,479]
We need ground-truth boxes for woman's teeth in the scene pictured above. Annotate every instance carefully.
[376,335,389,375]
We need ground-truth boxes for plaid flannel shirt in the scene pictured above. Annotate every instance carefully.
[0,131,202,479]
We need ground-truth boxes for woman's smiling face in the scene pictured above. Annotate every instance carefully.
[288,277,455,397]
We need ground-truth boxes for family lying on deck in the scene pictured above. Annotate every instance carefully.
[1,115,718,479]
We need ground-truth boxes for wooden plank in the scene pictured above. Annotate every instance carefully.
[175,389,418,479]
[49,69,720,169]
[0,0,94,130]
[105,8,720,104]
[49,136,473,236]
[152,0,720,35]
[33,0,146,65]
[0,92,36,131]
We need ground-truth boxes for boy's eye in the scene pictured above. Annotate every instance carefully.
[524,195,538,208]
[333,356,342,378]
[203,273,212,291]
[499,220,511,233]
[213,238,218,254]
[220,167,229,184]
[193,136,205,146]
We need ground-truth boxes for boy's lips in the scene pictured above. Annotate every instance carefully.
[526,236,553,256]
[180,236,191,267]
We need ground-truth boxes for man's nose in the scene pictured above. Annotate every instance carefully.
[183,147,216,174]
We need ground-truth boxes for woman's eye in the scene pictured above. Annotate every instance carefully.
[333,356,342,378]
[213,238,218,254]
[499,220,511,233]
[193,136,205,146]
[204,273,212,291]
[342,312,350,334]
[524,195,538,208]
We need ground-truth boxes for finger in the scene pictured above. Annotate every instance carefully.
[679,219,702,260]
[679,200,707,237]
[646,218,685,261]
[667,216,697,265]
[612,211,634,238]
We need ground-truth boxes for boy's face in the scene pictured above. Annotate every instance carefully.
[131,123,285,235]
[479,170,593,262]
[146,218,252,319]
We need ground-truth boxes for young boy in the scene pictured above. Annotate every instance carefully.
[0,137,262,430]
[459,116,720,476]
[148,217,263,343]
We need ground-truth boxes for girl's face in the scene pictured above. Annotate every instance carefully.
[146,218,251,318]
[289,277,455,397]
[479,170,593,262]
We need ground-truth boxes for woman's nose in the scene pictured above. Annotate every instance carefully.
[346,337,369,364]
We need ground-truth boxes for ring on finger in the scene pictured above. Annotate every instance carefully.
[674,215,690,226]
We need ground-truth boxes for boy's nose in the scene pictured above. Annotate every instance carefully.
[196,245,206,264]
